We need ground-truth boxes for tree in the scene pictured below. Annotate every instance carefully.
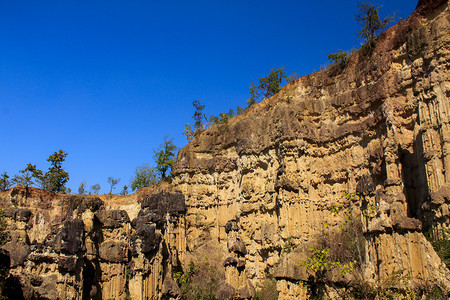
[23,163,47,189]
[107,177,121,195]
[154,136,177,179]
[355,2,392,46]
[192,100,206,132]
[78,180,87,195]
[247,82,258,108]
[45,150,69,193]
[12,164,36,187]
[248,68,298,108]
[130,164,159,191]
[0,172,12,191]
[7,151,69,193]
[90,183,101,195]
[120,185,129,196]
[183,123,195,143]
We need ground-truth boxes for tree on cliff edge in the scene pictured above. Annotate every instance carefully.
[130,164,158,191]
[154,136,177,179]
[355,2,393,47]
[45,150,69,193]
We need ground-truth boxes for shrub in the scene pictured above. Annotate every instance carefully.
[328,50,349,67]
[174,258,223,300]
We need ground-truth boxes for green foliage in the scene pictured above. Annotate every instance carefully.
[328,50,349,66]
[10,150,69,193]
[174,258,222,300]
[107,177,121,195]
[0,173,11,192]
[45,150,70,193]
[153,136,177,179]
[192,100,206,132]
[255,276,278,300]
[301,248,356,279]
[78,180,87,195]
[355,2,393,47]
[130,164,158,191]
[210,109,235,126]
[90,183,101,195]
[183,123,195,142]
[258,68,286,98]
[120,185,129,196]
[248,68,298,108]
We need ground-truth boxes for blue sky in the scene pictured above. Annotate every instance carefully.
[0,0,417,194]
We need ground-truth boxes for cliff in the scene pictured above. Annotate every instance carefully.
[1,0,449,299]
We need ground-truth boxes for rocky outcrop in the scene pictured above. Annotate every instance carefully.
[1,0,449,299]
[0,185,185,299]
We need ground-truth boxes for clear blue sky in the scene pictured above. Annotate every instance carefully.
[0,1,417,194]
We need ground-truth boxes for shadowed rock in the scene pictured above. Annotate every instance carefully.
[60,219,84,255]
[96,210,130,228]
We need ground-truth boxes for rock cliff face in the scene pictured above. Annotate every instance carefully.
[1,0,449,299]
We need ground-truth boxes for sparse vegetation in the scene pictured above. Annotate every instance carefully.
[248,68,298,108]
[282,237,296,253]
[107,177,121,195]
[120,185,129,196]
[210,109,235,125]
[174,258,223,300]
[78,180,87,195]
[425,227,450,269]
[90,183,101,194]
[255,276,278,300]
[299,191,366,298]
[328,49,349,67]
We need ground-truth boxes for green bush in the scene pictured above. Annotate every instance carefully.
[328,50,349,67]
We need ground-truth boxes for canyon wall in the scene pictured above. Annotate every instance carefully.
[1,0,449,299]
[172,0,450,297]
